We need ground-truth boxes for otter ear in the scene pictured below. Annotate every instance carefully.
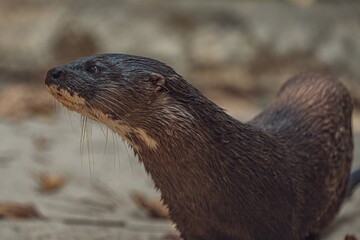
[147,72,165,91]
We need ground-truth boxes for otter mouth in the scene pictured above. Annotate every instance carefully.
[46,84,86,112]
[46,84,107,124]
[45,66,89,113]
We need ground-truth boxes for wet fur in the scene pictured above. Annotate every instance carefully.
[45,54,353,240]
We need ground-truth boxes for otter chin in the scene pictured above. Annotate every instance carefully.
[45,54,355,240]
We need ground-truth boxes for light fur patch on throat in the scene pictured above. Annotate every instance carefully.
[87,109,158,151]
[133,127,158,150]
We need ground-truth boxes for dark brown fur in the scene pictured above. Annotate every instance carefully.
[45,54,353,240]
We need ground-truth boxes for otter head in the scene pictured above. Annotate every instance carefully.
[45,54,197,150]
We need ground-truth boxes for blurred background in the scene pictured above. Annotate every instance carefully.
[0,0,359,239]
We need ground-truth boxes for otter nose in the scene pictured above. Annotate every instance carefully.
[45,68,64,85]
[52,69,64,79]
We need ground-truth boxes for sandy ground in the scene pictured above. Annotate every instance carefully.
[0,106,359,240]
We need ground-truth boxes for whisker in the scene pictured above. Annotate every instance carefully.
[52,98,57,112]
[95,121,109,162]
[91,98,138,150]
[85,118,94,178]
[95,94,130,114]
[80,116,87,168]
[90,98,126,173]
[125,142,134,175]
[91,98,136,172]
[111,131,117,174]
[83,117,90,175]
[105,127,109,162]
[114,131,121,173]
[86,103,100,177]
[66,109,74,130]
[99,88,132,110]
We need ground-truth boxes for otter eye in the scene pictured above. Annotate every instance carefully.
[86,65,100,74]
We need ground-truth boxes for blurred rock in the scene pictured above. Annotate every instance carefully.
[189,66,259,98]
[189,24,255,66]
[316,22,360,78]
[51,23,101,65]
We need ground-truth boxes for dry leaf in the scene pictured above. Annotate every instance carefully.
[130,192,169,219]
[0,202,41,219]
[36,173,66,192]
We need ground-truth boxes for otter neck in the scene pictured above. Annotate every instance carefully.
[117,98,249,211]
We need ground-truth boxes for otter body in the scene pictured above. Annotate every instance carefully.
[45,54,353,240]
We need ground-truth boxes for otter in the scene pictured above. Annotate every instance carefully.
[45,54,357,240]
